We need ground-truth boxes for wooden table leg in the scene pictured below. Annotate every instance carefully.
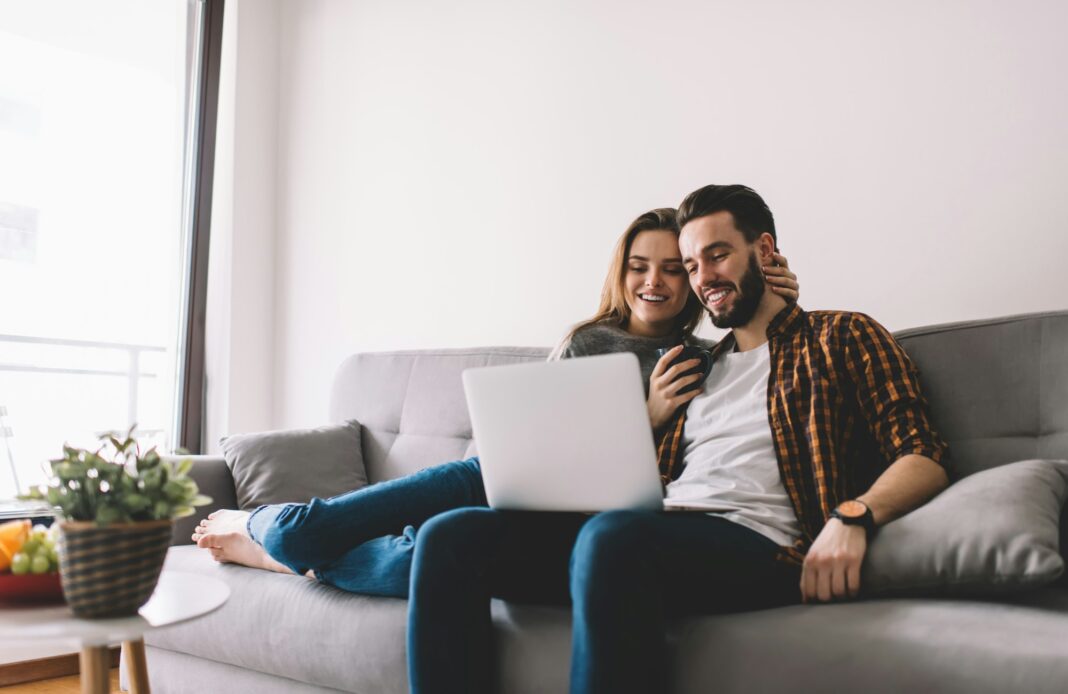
[79,645,110,694]
[123,639,151,694]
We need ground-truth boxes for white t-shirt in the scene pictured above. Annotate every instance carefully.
[663,343,802,547]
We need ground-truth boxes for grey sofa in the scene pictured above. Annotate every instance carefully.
[125,311,1068,693]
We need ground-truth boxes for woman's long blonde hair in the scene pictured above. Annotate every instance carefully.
[557,208,704,351]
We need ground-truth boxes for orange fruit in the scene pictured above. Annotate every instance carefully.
[0,519,32,572]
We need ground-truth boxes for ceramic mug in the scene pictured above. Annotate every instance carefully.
[655,345,711,395]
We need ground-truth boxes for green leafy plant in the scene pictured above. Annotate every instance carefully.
[19,426,211,526]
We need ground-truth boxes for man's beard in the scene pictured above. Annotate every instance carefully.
[705,252,766,329]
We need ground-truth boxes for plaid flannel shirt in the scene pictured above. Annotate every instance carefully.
[656,304,948,567]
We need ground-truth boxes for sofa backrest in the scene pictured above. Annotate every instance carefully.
[895,311,1068,480]
[328,311,1068,485]
[329,347,549,483]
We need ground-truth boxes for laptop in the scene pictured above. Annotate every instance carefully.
[462,352,664,512]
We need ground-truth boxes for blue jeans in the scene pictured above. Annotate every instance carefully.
[408,508,801,694]
[246,457,486,597]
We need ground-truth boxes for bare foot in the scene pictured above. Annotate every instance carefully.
[194,510,295,575]
[192,509,248,541]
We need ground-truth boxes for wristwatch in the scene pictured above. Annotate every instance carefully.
[830,500,875,535]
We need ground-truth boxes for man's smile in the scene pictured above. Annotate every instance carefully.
[704,286,733,308]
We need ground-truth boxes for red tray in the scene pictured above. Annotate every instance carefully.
[0,571,65,603]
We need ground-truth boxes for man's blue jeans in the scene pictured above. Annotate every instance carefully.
[407,508,801,694]
[246,457,486,597]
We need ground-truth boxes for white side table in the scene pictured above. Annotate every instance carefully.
[0,570,229,693]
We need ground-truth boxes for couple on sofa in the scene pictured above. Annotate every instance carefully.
[193,184,949,694]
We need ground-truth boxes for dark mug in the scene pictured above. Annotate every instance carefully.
[655,345,711,395]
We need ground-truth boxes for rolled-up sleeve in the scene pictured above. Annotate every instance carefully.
[844,314,948,467]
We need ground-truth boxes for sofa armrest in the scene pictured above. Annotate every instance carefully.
[164,455,238,546]
[1061,505,1068,589]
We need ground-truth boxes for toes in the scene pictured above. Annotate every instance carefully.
[208,510,221,519]
[196,535,216,549]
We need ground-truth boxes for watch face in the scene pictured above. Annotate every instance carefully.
[837,500,867,519]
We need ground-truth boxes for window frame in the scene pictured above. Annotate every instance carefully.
[176,0,225,454]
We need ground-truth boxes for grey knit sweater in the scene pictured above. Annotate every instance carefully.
[552,322,716,396]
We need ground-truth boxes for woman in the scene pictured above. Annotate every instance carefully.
[192,207,798,597]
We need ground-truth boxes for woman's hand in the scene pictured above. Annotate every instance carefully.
[647,346,704,431]
[764,251,799,302]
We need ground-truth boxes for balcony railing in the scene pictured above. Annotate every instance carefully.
[0,333,167,495]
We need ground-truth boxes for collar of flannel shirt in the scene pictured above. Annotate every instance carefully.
[698,302,806,369]
[657,302,805,477]
[766,301,806,340]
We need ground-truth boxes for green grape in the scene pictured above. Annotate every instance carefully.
[10,552,31,575]
[21,538,40,556]
[33,532,57,567]
[30,554,50,574]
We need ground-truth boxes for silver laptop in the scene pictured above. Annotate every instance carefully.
[462,352,664,512]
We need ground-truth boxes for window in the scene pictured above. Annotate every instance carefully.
[0,2,208,498]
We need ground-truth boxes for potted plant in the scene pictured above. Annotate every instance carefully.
[19,427,211,618]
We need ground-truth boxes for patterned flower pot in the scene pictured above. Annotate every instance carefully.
[56,519,173,619]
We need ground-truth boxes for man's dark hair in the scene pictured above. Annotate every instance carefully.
[675,184,776,244]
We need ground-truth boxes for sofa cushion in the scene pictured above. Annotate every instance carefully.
[669,589,1068,694]
[221,422,367,509]
[894,312,1068,478]
[864,459,1068,596]
[155,546,409,692]
[327,348,548,483]
[156,545,1068,694]
[134,647,342,694]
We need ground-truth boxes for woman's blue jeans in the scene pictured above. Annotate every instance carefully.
[407,508,802,694]
[246,457,486,597]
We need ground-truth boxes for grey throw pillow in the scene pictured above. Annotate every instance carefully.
[863,459,1068,597]
[221,421,368,510]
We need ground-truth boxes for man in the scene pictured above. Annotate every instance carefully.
[408,184,949,694]
[664,183,950,596]
[562,184,949,693]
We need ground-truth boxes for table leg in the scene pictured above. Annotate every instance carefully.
[79,645,110,694]
[123,639,151,694]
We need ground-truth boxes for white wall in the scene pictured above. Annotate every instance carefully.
[223,0,1068,430]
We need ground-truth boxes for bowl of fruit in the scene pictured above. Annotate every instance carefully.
[0,519,64,603]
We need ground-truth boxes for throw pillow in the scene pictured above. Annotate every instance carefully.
[863,458,1068,597]
[221,421,368,510]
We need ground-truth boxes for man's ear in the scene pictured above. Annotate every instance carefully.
[756,232,776,263]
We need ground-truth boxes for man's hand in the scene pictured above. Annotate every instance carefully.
[800,519,866,603]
